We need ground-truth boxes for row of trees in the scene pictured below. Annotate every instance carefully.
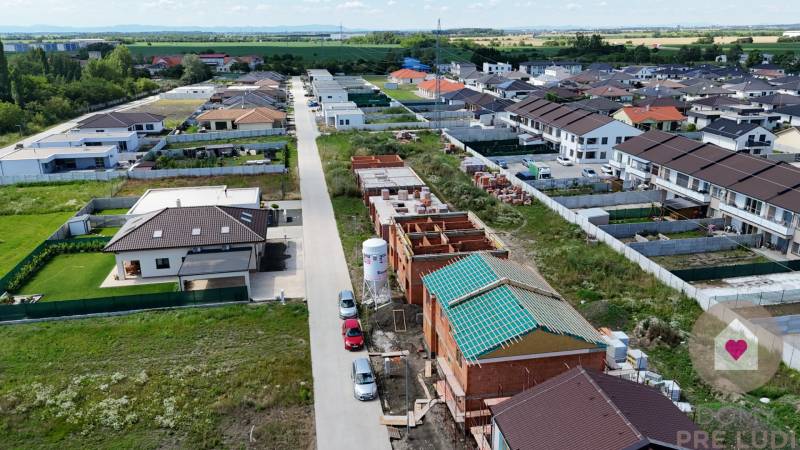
[0,41,161,134]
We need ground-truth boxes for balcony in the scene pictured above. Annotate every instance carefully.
[626,164,652,182]
[719,203,793,236]
[609,159,623,169]
[653,177,710,204]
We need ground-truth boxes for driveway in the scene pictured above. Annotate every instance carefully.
[291,77,391,450]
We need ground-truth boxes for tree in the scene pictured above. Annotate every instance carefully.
[229,61,252,73]
[702,44,722,61]
[0,39,10,102]
[632,45,651,63]
[0,101,25,133]
[745,50,764,67]
[48,53,82,82]
[726,44,744,64]
[106,45,134,79]
[180,54,212,84]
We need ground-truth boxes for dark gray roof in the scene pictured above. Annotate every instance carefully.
[507,97,617,135]
[570,97,624,114]
[237,71,286,83]
[751,93,800,107]
[702,118,761,139]
[725,78,774,92]
[587,62,613,71]
[679,83,733,96]
[775,104,800,117]
[475,74,509,85]
[105,206,268,252]
[178,250,252,276]
[521,60,581,67]
[490,367,709,450]
[77,112,166,128]
[495,79,538,92]
[690,95,748,108]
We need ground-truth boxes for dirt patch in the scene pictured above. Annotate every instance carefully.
[219,405,315,450]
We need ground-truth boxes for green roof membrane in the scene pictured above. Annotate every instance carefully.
[422,253,604,361]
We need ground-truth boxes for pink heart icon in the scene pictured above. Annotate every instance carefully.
[725,339,748,361]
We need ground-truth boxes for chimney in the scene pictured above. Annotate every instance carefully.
[176,198,182,208]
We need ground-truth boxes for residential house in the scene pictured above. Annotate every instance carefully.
[32,130,139,152]
[488,366,708,450]
[585,85,633,103]
[612,130,800,255]
[621,65,657,80]
[457,68,483,86]
[368,190,445,241]
[502,70,530,81]
[127,186,261,216]
[774,126,800,154]
[701,119,775,155]
[196,107,286,131]
[504,97,642,163]
[751,93,800,111]
[221,90,283,109]
[75,112,166,134]
[633,84,683,99]
[750,63,786,79]
[216,56,264,72]
[678,82,734,101]
[530,65,573,87]
[0,146,118,176]
[331,108,365,130]
[634,96,691,115]
[777,80,800,96]
[475,74,509,92]
[389,68,428,84]
[417,79,465,99]
[104,206,270,295]
[450,61,476,76]
[355,166,426,203]
[482,62,512,75]
[390,212,506,305]
[162,85,217,100]
[197,53,228,67]
[149,55,182,74]
[494,80,539,99]
[519,60,582,76]
[422,253,605,423]
[587,62,614,73]
[613,105,686,132]
[723,78,776,99]
[570,97,624,116]
[776,105,800,126]
[688,101,782,130]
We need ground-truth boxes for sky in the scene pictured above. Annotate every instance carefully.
[1,0,799,30]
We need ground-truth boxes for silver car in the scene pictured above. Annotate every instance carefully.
[338,290,358,319]
[352,357,378,401]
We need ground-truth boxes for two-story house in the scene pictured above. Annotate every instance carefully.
[701,119,775,155]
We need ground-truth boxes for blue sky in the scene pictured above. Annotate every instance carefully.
[2,0,798,30]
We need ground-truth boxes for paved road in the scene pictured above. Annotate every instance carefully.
[0,95,161,156]
[292,77,391,450]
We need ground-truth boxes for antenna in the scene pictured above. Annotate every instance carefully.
[435,18,441,132]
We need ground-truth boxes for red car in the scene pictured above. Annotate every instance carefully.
[342,319,364,351]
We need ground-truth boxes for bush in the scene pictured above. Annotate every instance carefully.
[326,167,360,197]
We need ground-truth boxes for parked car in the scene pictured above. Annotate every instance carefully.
[496,158,508,169]
[556,155,573,166]
[307,99,319,107]
[581,168,598,178]
[521,157,535,167]
[351,357,378,401]
[338,290,358,319]
[600,164,614,176]
[342,319,364,351]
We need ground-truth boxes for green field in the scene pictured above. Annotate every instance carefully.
[0,181,121,215]
[363,75,427,101]
[128,41,401,62]
[0,303,313,449]
[18,253,177,302]
[0,213,72,275]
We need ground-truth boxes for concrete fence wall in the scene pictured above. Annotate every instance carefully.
[448,134,800,371]
[91,197,139,212]
[128,164,285,179]
[355,120,470,131]
[419,111,474,120]
[0,171,126,186]
[527,177,606,191]
[601,218,726,238]
[552,189,665,209]
[447,127,518,142]
[628,233,762,257]
[89,215,129,228]
[165,128,287,143]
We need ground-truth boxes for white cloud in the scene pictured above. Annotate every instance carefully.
[387,0,396,4]
[337,0,365,8]
[565,2,580,10]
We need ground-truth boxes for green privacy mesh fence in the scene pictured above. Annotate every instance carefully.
[671,260,800,282]
[0,286,249,322]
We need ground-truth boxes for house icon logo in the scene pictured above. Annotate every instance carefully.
[714,318,758,371]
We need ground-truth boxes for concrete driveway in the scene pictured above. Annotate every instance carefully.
[291,77,391,450]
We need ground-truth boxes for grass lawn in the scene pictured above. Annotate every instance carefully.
[0,213,72,275]
[17,253,176,302]
[0,181,123,215]
[363,75,427,101]
[94,208,129,215]
[651,248,771,271]
[165,135,295,150]
[0,303,313,449]
[116,172,299,201]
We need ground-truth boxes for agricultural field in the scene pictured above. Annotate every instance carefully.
[0,213,72,275]
[128,41,401,62]
[454,33,783,47]
[0,303,314,449]
[363,75,426,101]
[17,252,177,302]
[125,99,206,129]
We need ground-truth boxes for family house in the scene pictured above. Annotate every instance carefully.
[701,119,775,155]
[613,105,686,132]
[416,79,465,99]
[0,145,118,176]
[76,112,166,134]
[196,107,286,131]
[389,68,427,84]
[32,130,140,152]
[422,253,605,424]
[104,206,270,294]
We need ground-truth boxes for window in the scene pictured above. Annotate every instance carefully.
[587,138,598,145]
[663,168,671,180]
[155,258,170,269]
[94,157,105,168]
[586,151,596,159]
[744,197,763,215]
[600,152,606,159]
[578,137,584,144]
[711,186,723,199]
[601,137,608,145]
[135,124,144,131]
[145,124,154,131]
[676,173,690,188]
[615,136,623,144]
[571,135,575,142]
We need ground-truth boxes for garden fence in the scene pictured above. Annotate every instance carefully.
[672,259,800,282]
[0,286,248,322]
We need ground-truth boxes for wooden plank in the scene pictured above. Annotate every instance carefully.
[379,415,408,426]
[387,426,402,440]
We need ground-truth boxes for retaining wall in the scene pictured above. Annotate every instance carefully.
[552,190,664,209]
[165,128,287,143]
[601,218,726,238]
[628,233,762,257]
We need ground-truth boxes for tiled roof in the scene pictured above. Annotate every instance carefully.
[197,107,285,124]
[389,68,428,79]
[490,367,710,450]
[586,85,630,98]
[618,106,685,123]
[751,93,800,107]
[77,112,166,129]
[507,97,617,135]
[104,206,268,252]
[421,253,603,361]
[702,118,761,139]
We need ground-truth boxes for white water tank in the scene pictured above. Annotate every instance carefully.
[362,238,388,282]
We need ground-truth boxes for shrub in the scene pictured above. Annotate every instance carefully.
[326,167,359,197]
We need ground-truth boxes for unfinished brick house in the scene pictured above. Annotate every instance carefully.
[389,211,507,305]
[354,166,426,203]
[421,253,606,425]
[350,154,404,171]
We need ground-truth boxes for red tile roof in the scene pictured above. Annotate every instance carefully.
[417,79,465,94]
[151,55,182,67]
[389,68,428,79]
[618,106,686,123]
